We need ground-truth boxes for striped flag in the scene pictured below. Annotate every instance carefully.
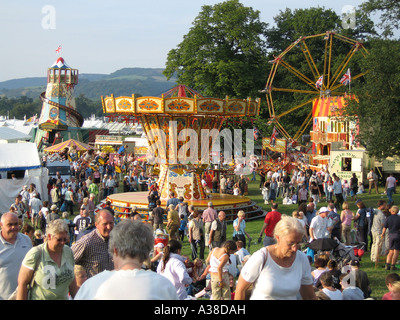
[315,75,323,89]
[340,68,351,86]
[55,45,62,54]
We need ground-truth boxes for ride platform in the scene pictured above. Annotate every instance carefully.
[98,191,265,222]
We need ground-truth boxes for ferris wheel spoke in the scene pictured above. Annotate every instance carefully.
[294,110,313,141]
[275,97,316,119]
[279,60,317,91]
[266,92,275,118]
[274,120,292,141]
[299,41,320,81]
[271,87,320,95]
[328,43,361,88]
[326,33,334,89]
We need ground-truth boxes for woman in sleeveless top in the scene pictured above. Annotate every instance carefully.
[235,216,316,300]
[340,201,354,245]
[206,240,237,300]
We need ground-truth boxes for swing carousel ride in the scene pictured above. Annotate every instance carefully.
[261,31,368,171]
[99,85,265,221]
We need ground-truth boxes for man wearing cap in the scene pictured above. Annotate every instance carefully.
[309,206,333,241]
[47,204,60,223]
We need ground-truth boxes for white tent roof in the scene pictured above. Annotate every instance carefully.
[0,142,41,171]
[0,126,31,142]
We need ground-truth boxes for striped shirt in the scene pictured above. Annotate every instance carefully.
[72,229,114,278]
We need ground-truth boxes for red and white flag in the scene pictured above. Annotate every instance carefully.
[340,68,351,86]
[55,45,62,54]
[315,75,323,89]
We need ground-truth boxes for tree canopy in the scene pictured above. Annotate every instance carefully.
[163,0,269,99]
[361,0,400,37]
[344,39,400,159]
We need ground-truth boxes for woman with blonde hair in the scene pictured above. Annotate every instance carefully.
[235,216,316,300]
[232,210,251,247]
[292,210,308,241]
[340,201,354,245]
[17,219,78,300]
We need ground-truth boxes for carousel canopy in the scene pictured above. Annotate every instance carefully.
[44,139,93,153]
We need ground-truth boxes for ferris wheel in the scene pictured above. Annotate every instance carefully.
[264,31,369,146]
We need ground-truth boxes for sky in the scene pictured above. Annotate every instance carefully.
[0,0,371,82]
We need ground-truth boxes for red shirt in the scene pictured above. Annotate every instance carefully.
[264,210,282,237]
[382,292,392,300]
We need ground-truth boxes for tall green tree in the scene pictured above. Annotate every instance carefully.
[344,39,400,159]
[163,0,269,99]
[361,0,400,37]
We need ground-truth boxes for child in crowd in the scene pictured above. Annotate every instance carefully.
[319,272,343,300]
[356,182,365,194]
[33,229,44,246]
[75,209,91,235]
[382,273,400,300]
[179,214,187,241]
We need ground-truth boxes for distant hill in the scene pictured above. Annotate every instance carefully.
[0,68,178,101]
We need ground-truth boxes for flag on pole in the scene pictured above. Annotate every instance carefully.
[315,75,323,89]
[253,127,260,140]
[340,68,351,86]
[55,45,62,54]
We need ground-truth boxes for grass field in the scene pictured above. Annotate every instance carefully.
[178,177,399,300]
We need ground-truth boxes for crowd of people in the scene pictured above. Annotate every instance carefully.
[0,145,399,300]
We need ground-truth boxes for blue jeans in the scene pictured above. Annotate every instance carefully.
[387,187,395,205]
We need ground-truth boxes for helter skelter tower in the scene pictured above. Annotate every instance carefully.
[36,57,84,147]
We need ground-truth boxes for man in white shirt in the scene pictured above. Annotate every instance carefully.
[29,194,42,228]
[309,207,333,241]
[385,173,397,205]
[0,212,32,300]
[367,169,379,194]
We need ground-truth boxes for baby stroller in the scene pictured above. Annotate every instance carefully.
[306,238,358,270]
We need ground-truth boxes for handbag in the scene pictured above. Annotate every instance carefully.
[8,246,43,300]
